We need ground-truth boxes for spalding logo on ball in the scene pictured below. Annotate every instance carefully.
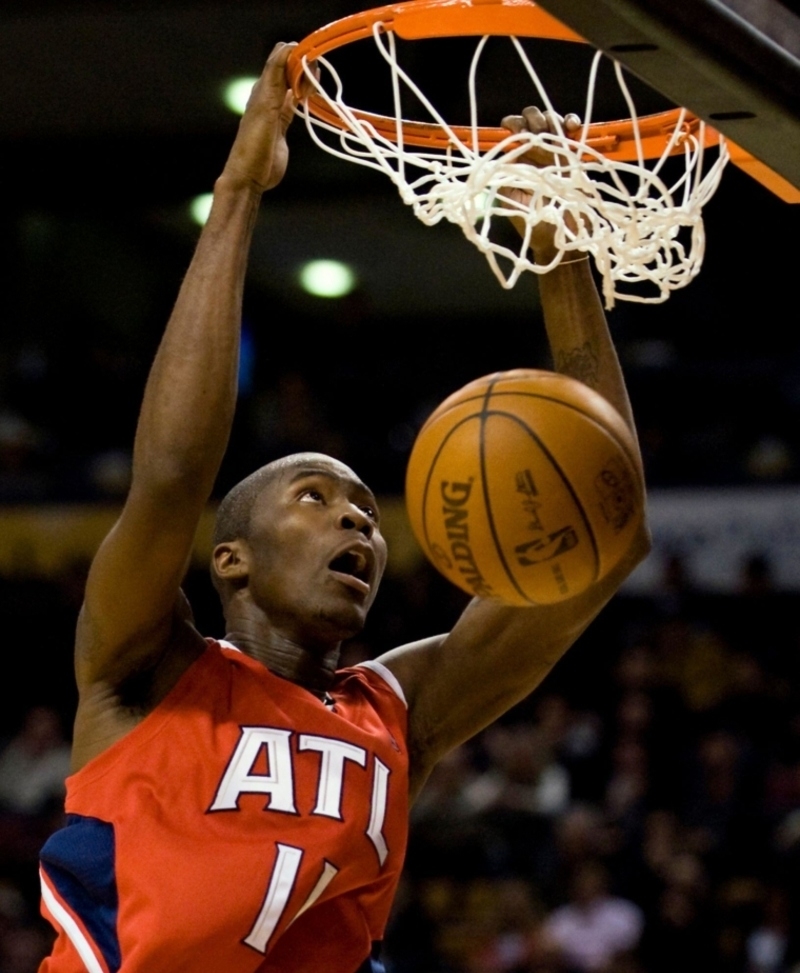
[405,369,644,605]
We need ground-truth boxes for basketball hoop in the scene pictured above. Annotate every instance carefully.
[286,0,731,308]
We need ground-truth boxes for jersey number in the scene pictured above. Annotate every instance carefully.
[214,728,391,955]
[244,848,337,952]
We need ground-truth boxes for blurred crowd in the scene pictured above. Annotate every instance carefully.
[386,568,800,973]
[1,546,800,973]
[1,342,800,505]
[2,203,800,505]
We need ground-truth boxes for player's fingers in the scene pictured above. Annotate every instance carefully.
[267,40,296,68]
[521,106,548,134]
[278,88,297,134]
[542,109,566,135]
[249,42,296,109]
[564,112,582,134]
[297,60,321,100]
[500,114,526,134]
[268,41,297,85]
[239,42,299,132]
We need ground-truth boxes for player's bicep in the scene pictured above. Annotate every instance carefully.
[77,488,202,686]
[377,569,628,795]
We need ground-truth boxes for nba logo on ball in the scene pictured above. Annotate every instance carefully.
[405,370,644,605]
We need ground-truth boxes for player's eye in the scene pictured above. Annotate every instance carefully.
[299,489,324,503]
[359,505,377,521]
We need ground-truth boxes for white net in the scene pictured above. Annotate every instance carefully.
[295,26,730,308]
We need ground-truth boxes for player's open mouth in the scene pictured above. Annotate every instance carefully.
[328,550,371,595]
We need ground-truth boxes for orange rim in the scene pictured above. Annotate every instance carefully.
[286,0,721,161]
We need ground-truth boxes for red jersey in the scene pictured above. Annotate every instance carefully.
[38,640,409,973]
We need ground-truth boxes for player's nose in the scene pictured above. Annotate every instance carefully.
[337,505,374,538]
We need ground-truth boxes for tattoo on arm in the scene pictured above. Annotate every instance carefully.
[554,342,599,388]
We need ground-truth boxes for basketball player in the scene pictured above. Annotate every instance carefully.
[37,42,650,973]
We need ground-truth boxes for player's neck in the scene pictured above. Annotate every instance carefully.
[223,619,341,695]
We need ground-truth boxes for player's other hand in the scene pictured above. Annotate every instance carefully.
[221,42,309,194]
[500,106,581,168]
[499,106,582,259]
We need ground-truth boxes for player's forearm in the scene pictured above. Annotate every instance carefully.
[536,256,639,451]
[536,257,650,552]
[131,178,261,500]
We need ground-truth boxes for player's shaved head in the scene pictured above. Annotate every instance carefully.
[213,453,335,547]
[212,451,371,548]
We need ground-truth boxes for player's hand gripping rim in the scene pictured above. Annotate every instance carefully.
[221,42,317,195]
[499,106,587,261]
[500,106,582,169]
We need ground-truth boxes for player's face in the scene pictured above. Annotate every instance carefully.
[245,456,388,645]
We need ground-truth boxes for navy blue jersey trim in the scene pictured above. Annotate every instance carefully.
[40,813,121,973]
[354,941,386,973]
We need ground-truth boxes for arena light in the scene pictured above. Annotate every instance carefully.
[298,260,356,298]
[223,77,258,115]
[189,193,214,226]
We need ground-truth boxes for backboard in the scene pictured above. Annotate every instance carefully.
[533,0,800,196]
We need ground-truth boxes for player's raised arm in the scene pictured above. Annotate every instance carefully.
[75,45,299,706]
[376,107,651,800]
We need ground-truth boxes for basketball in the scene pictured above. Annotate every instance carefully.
[405,369,644,606]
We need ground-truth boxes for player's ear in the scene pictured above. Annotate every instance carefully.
[212,540,251,587]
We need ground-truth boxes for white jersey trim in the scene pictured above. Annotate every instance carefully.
[218,639,408,709]
[357,661,408,708]
[40,869,105,973]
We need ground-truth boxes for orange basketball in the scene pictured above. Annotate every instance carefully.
[405,369,644,606]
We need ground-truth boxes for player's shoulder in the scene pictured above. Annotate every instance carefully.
[339,659,409,708]
[366,633,449,704]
